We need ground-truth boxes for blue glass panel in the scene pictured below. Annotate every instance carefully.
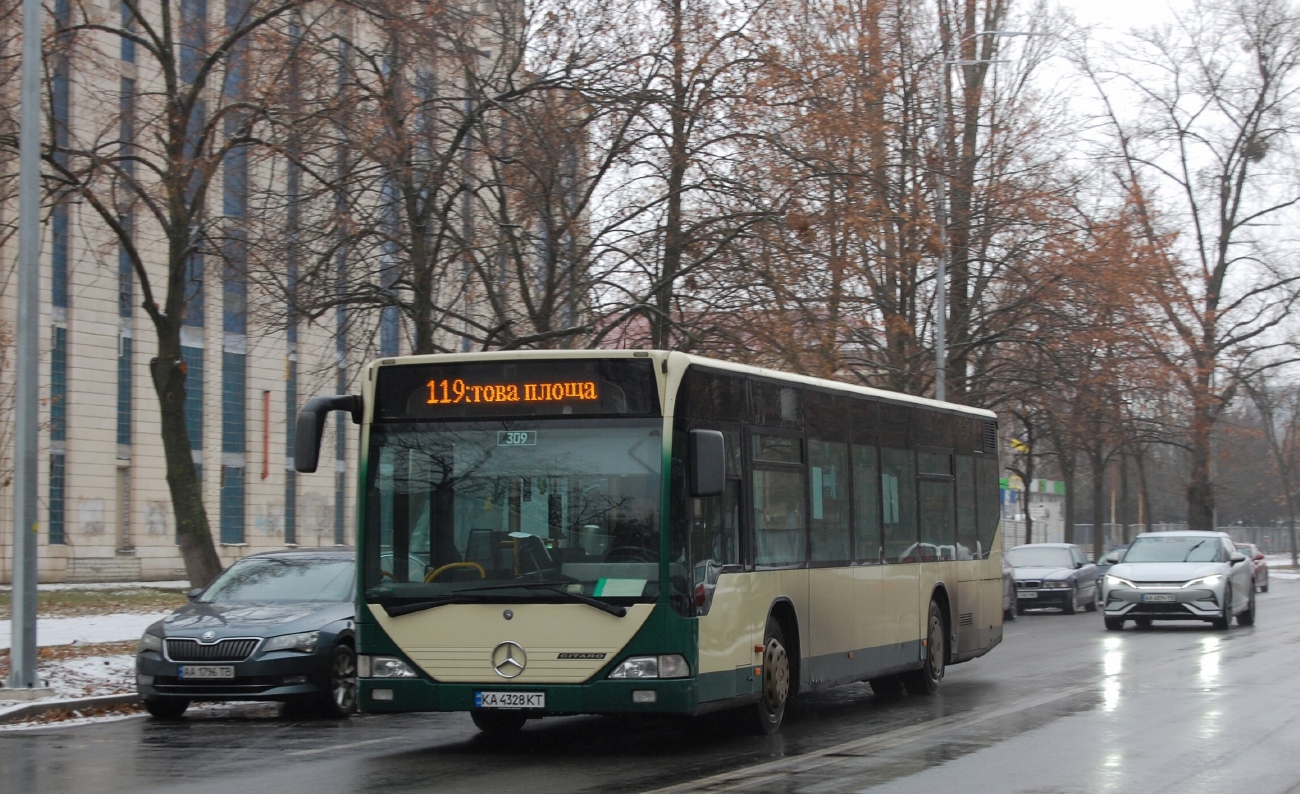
[51,205,69,309]
[117,336,133,446]
[50,326,67,442]
[181,345,204,450]
[220,466,245,544]
[222,351,245,454]
[49,453,66,545]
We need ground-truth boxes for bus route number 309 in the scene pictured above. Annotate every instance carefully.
[476,691,545,709]
[497,431,537,447]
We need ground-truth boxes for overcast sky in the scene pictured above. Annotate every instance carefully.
[1055,0,1188,35]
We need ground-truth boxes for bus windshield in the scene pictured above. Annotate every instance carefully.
[364,419,664,603]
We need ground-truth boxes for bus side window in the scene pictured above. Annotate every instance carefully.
[880,448,917,563]
[852,445,882,563]
[955,456,977,559]
[809,439,850,563]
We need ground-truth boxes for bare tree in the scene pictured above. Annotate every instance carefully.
[35,1,312,587]
[1081,0,1300,531]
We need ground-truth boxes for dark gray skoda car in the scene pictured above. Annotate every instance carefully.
[135,549,356,719]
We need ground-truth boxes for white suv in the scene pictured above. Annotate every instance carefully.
[1101,531,1256,631]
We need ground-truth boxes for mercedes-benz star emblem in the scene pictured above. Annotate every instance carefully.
[201,631,216,642]
[492,641,527,679]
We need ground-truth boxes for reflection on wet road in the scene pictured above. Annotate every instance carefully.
[4,578,1300,793]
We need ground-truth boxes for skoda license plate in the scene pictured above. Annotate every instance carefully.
[476,691,544,709]
[1142,593,1176,603]
[178,665,234,679]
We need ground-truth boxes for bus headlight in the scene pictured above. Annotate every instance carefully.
[369,656,418,678]
[608,655,690,679]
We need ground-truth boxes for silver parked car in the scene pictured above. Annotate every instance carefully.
[1101,531,1256,631]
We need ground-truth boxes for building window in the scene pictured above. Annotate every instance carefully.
[117,334,132,448]
[220,466,245,544]
[182,345,204,451]
[49,453,66,545]
[51,326,67,442]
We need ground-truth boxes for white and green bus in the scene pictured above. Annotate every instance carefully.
[295,350,1005,733]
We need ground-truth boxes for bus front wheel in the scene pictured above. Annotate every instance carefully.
[753,616,790,735]
[902,600,945,696]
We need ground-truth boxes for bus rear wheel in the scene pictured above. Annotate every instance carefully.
[902,600,945,696]
[753,616,790,735]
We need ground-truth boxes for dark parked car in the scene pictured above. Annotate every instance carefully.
[136,549,357,719]
[1235,542,1269,593]
[1005,543,1101,614]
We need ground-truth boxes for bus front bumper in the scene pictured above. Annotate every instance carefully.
[358,676,698,716]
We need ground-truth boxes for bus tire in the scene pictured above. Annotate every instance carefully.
[753,615,790,735]
[472,710,528,734]
[902,600,945,696]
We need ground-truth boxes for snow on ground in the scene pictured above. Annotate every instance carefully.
[0,612,171,651]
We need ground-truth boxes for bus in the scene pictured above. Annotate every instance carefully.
[295,350,1005,733]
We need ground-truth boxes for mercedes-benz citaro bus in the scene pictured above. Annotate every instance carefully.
[294,350,1004,734]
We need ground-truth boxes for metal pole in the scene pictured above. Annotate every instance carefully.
[935,62,950,403]
[9,0,43,690]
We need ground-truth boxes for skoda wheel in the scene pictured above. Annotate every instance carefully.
[320,644,358,717]
[753,615,790,734]
[144,696,189,720]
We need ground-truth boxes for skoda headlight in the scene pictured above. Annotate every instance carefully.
[608,655,690,679]
[368,656,418,678]
[137,631,163,654]
[262,630,320,654]
[1182,574,1223,589]
[1106,574,1135,589]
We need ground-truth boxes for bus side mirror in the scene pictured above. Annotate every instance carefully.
[689,429,725,498]
[295,395,363,473]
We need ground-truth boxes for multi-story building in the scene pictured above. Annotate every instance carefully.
[0,0,540,582]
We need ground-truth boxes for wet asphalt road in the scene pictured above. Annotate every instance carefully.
[4,578,1300,794]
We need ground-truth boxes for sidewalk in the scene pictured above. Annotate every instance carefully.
[1,583,187,728]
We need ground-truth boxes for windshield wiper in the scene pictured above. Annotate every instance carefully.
[373,581,627,618]
[1182,541,1208,562]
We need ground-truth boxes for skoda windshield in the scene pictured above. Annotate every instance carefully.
[364,419,664,606]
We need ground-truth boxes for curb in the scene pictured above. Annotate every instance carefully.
[0,693,141,724]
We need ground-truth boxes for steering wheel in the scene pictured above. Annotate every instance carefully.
[605,546,657,563]
[424,562,487,583]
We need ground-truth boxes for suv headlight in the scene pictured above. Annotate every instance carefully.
[262,631,320,654]
[137,631,163,654]
[1105,575,1135,589]
[1182,574,1223,589]
[608,655,690,679]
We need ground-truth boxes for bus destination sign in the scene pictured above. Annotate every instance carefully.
[425,378,598,406]
[373,358,659,421]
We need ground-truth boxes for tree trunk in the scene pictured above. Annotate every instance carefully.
[149,320,222,588]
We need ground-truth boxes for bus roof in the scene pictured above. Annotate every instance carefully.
[366,349,997,421]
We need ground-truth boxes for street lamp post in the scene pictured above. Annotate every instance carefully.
[933,31,1037,403]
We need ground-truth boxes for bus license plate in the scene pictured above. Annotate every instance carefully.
[1142,593,1176,603]
[179,665,235,679]
[476,691,544,709]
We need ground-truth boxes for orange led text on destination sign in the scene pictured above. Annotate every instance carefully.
[426,379,599,405]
